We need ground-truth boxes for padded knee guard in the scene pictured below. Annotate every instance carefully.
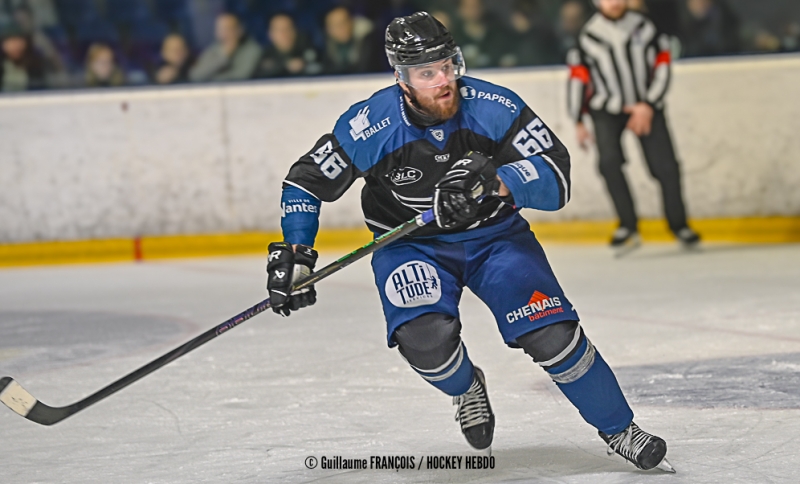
[516,320,595,383]
[394,312,462,369]
[393,313,474,396]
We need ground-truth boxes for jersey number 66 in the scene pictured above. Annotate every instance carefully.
[311,140,348,180]
[513,117,554,158]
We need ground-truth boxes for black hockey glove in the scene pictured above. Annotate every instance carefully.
[267,242,319,316]
[433,151,501,228]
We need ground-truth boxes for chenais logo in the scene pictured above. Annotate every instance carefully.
[506,290,563,323]
[387,167,423,186]
[386,261,442,308]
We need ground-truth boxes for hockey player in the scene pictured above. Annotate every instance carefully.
[567,0,700,254]
[267,12,674,473]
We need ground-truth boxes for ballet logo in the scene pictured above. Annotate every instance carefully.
[386,261,442,307]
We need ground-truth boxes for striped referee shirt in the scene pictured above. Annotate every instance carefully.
[567,11,672,122]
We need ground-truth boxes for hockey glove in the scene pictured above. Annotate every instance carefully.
[267,242,319,316]
[433,151,501,228]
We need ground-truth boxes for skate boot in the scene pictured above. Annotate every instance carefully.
[453,367,494,452]
[675,227,701,249]
[610,227,641,257]
[599,422,675,473]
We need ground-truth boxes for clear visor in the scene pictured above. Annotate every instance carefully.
[395,48,466,89]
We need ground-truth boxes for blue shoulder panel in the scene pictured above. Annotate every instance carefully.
[458,76,527,143]
[333,85,409,173]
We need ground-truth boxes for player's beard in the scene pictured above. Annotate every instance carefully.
[406,83,460,123]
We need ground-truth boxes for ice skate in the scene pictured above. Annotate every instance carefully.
[453,367,494,452]
[675,227,701,249]
[599,422,675,473]
[610,227,641,258]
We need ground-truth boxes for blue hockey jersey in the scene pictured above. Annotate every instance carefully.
[281,76,571,246]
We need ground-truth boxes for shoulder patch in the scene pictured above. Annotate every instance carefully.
[458,76,526,143]
[459,78,521,115]
[333,85,404,172]
[347,105,393,142]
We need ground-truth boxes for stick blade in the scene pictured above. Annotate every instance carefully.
[0,376,71,426]
[0,377,38,418]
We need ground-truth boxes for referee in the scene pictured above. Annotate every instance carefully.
[567,0,700,253]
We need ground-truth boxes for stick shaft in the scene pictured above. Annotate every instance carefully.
[1,210,434,425]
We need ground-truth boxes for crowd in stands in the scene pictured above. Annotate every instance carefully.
[1,0,798,92]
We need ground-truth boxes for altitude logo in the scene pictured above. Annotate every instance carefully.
[506,290,563,323]
[386,261,441,308]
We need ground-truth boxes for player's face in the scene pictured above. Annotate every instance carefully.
[598,0,627,19]
[401,58,460,121]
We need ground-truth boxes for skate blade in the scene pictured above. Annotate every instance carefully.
[680,241,702,252]
[655,457,676,473]
[474,446,492,457]
[613,238,641,258]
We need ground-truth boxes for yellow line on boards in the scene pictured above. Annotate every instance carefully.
[0,216,798,268]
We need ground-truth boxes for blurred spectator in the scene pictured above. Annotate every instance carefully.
[751,28,781,53]
[12,4,66,85]
[507,0,560,67]
[363,0,417,34]
[627,0,647,13]
[255,13,320,78]
[321,6,375,75]
[1,24,46,91]
[189,12,261,82]
[0,0,796,92]
[1,0,59,30]
[450,0,511,68]
[155,33,192,84]
[555,0,587,61]
[84,42,125,87]
[781,21,800,52]
[430,10,453,31]
[187,0,225,49]
[679,0,741,58]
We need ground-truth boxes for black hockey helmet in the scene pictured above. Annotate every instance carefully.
[385,12,465,88]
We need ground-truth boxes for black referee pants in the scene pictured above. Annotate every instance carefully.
[590,109,689,234]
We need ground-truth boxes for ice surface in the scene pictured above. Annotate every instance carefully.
[1,243,799,483]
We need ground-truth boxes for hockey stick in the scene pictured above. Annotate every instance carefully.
[0,209,435,426]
